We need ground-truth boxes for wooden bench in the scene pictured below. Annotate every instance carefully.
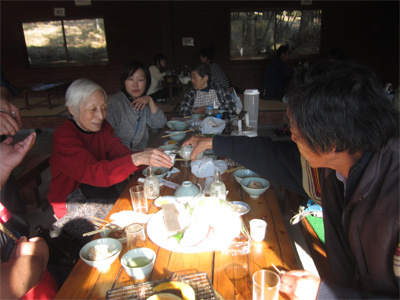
[14,154,50,211]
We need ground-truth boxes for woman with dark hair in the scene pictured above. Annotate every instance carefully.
[183,60,399,299]
[199,44,233,92]
[179,63,235,116]
[106,60,167,151]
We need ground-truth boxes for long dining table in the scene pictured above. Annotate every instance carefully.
[55,127,298,300]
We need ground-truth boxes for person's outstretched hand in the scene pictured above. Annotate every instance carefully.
[182,136,213,161]
[131,147,173,168]
[280,270,321,300]
[0,132,36,188]
[0,98,22,136]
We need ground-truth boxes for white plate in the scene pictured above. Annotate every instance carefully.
[146,207,241,253]
[153,196,178,208]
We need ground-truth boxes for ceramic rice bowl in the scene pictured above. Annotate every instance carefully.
[79,238,122,271]
[120,247,156,279]
[172,120,188,131]
[233,169,260,184]
[142,166,169,179]
[170,131,186,141]
[167,120,178,130]
[240,177,270,198]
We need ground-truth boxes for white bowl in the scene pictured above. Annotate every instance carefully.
[120,247,156,279]
[233,169,260,184]
[142,167,169,179]
[159,144,179,151]
[79,238,122,271]
[170,131,186,141]
[172,120,188,131]
[166,120,178,130]
[240,177,270,198]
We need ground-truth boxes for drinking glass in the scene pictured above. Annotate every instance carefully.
[129,185,148,213]
[164,150,176,165]
[125,223,146,250]
[180,145,193,167]
[252,270,280,300]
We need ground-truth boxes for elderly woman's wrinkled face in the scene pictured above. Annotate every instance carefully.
[70,90,107,132]
[124,68,146,99]
[191,71,208,90]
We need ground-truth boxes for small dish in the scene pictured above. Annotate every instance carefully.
[233,168,260,184]
[79,238,122,271]
[100,226,127,243]
[142,167,169,179]
[240,177,270,198]
[120,247,156,279]
[154,196,178,208]
[169,131,186,141]
[229,201,250,215]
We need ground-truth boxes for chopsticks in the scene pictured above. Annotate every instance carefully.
[225,166,245,173]
[82,227,110,237]
[271,263,282,275]
[162,129,194,138]
[82,216,124,236]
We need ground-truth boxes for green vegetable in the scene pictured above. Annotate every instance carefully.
[168,231,184,243]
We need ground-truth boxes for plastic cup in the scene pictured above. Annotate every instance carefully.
[252,270,280,300]
[129,185,148,213]
[250,219,267,242]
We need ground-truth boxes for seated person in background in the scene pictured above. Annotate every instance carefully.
[147,54,168,101]
[184,60,399,299]
[262,45,294,100]
[48,79,172,241]
[1,132,58,299]
[179,63,235,116]
[107,60,167,151]
[199,44,233,93]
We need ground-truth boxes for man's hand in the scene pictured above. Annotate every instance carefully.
[0,97,21,136]
[280,270,321,300]
[182,136,213,161]
[0,132,36,188]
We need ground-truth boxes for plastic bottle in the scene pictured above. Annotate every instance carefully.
[144,166,160,199]
[205,105,214,117]
[210,170,226,201]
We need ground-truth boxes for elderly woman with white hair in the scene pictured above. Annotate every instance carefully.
[48,79,172,241]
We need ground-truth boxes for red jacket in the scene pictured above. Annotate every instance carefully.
[48,119,137,219]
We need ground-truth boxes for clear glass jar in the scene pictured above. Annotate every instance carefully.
[210,170,226,201]
[144,166,160,199]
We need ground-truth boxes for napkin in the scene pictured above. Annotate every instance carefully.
[109,211,153,228]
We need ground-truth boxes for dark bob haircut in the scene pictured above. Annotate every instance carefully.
[120,60,151,95]
[286,60,399,154]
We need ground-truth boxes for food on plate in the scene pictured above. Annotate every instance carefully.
[147,293,183,300]
[163,203,182,232]
[179,221,212,247]
[155,168,163,175]
[153,281,195,300]
[231,203,248,214]
[87,244,115,261]
[248,181,264,189]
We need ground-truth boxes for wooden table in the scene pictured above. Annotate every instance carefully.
[55,140,298,300]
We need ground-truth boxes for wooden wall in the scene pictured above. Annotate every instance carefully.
[1,1,398,94]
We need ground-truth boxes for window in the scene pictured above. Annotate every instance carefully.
[230,10,322,60]
[22,18,108,66]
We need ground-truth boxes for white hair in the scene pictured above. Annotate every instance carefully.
[65,79,107,113]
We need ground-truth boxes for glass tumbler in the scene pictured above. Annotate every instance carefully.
[129,185,148,213]
[125,223,146,250]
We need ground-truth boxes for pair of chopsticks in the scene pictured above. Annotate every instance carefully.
[225,166,244,173]
[82,216,122,237]
[162,129,194,138]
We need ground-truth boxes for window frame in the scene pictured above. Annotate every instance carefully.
[20,16,109,68]
[229,8,322,61]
